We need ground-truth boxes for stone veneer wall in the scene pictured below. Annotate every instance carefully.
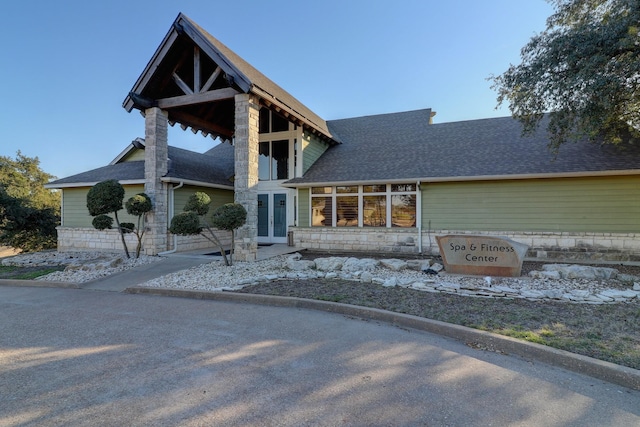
[291,227,640,262]
[233,94,260,261]
[57,227,231,254]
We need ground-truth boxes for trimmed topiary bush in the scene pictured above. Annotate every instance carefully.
[169,212,202,235]
[124,193,152,258]
[169,192,246,266]
[92,214,114,230]
[87,180,125,217]
[86,179,130,258]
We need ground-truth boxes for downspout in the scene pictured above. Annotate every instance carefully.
[417,181,422,254]
[158,181,184,255]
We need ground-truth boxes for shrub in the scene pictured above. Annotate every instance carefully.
[169,193,246,266]
[92,214,113,230]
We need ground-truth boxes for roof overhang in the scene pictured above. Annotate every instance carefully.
[44,179,145,189]
[282,169,640,188]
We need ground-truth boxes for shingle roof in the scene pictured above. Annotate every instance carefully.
[45,161,145,187]
[285,110,640,185]
[46,143,235,188]
[167,144,234,186]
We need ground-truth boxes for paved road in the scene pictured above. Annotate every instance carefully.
[1,286,638,426]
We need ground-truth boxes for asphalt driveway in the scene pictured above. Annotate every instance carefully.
[1,286,638,426]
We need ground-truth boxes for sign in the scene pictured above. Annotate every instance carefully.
[436,235,529,277]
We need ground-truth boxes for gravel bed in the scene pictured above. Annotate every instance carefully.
[3,251,639,301]
[1,251,161,283]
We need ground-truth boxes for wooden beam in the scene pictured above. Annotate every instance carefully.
[193,46,201,93]
[156,87,239,109]
[172,72,193,95]
[168,110,234,139]
[201,66,221,93]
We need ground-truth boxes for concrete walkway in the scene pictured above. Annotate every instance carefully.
[80,244,299,292]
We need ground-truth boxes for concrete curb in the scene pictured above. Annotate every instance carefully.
[127,286,640,391]
[0,279,80,289]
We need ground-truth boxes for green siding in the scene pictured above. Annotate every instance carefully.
[302,133,329,174]
[174,186,234,224]
[121,148,145,162]
[62,185,145,227]
[297,188,310,227]
[422,176,640,233]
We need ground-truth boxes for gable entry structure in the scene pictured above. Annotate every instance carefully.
[123,13,338,260]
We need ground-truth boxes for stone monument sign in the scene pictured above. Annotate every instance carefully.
[436,235,529,277]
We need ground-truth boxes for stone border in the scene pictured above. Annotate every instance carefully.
[281,256,640,305]
[126,286,640,391]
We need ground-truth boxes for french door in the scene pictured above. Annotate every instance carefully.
[257,192,288,244]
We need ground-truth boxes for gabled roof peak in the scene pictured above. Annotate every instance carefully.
[123,13,337,144]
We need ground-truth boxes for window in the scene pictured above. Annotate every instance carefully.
[259,140,289,181]
[259,108,292,133]
[364,196,386,226]
[391,184,416,227]
[336,186,358,227]
[312,197,332,226]
[311,184,417,228]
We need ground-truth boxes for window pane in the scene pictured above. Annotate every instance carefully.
[259,108,270,133]
[312,197,332,226]
[259,142,270,181]
[293,139,297,178]
[312,187,332,194]
[257,194,268,236]
[336,196,358,227]
[271,140,289,180]
[363,185,386,193]
[363,195,386,227]
[391,195,416,227]
[271,112,289,132]
[336,186,358,193]
[392,184,416,192]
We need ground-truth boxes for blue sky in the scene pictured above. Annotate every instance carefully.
[1,0,553,179]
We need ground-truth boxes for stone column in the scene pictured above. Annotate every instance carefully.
[233,93,260,261]
[143,107,169,255]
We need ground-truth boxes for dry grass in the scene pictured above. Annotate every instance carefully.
[237,278,640,370]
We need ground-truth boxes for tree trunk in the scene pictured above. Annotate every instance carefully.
[113,211,131,258]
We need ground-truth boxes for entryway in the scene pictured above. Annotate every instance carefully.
[258,192,288,244]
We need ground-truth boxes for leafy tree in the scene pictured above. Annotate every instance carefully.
[0,152,60,252]
[0,151,60,210]
[490,0,640,151]
[124,193,153,258]
[169,192,247,266]
[86,179,131,258]
[0,187,58,252]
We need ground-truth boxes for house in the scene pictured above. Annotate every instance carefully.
[46,13,640,262]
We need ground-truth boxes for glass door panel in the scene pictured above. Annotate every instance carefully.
[273,193,287,238]
[258,194,269,237]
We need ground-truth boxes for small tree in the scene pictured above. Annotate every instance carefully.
[125,193,152,258]
[169,192,247,266]
[211,203,247,265]
[86,180,130,258]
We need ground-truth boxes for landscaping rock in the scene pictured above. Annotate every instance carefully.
[540,264,618,280]
[380,259,408,271]
[342,257,379,272]
[286,257,315,271]
[314,257,347,271]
